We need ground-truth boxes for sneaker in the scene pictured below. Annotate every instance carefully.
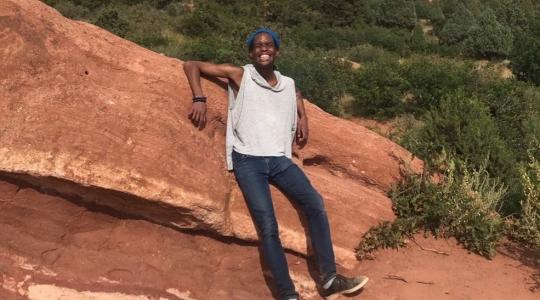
[321,274,369,300]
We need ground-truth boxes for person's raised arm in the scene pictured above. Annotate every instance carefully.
[183,61,243,128]
[295,89,309,147]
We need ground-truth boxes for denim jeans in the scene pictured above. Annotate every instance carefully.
[232,150,337,299]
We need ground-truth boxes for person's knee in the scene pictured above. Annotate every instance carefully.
[305,191,327,216]
[257,216,279,239]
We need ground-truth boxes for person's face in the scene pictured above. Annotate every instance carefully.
[249,33,279,67]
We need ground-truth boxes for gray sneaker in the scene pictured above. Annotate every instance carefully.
[321,274,369,300]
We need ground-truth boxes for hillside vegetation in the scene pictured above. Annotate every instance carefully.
[44,0,540,256]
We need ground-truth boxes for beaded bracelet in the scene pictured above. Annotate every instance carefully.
[192,96,207,103]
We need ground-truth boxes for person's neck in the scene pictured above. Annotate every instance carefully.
[254,64,276,83]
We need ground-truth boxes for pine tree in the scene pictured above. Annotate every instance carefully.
[465,8,513,58]
[377,0,417,29]
[439,2,475,45]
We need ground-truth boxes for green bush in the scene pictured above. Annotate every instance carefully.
[346,44,399,64]
[278,48,353,115]
[287,26,360,50]
[400,56,478,113]
[438,3,475,45]
[510,20,540,85]
[179,37,246,65]
[95,8,130,38]
[349,60,409,119]
[357,155,507,259]
[403,90,515,178]
[511,147,540,249]
[477,80,534,160]
[51,1,91,19]
[361,25,412,55]
[464,8,514,59]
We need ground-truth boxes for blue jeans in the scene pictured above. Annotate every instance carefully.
[232,150,337,299]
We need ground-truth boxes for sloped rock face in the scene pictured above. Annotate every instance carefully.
[0,179,318,300]
[0,0,422,267]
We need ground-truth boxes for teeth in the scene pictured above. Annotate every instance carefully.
[260,54,270,60]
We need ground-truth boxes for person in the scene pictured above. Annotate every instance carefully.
[183,28,368,300]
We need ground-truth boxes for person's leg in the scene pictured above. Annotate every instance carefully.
[268,156,369,299]
[268,156,337,284]
[232,151,298,299]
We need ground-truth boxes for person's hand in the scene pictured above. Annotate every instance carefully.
[296,116,309,148]
[188,102,207,129]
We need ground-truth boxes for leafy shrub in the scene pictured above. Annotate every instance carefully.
[400,56,478,113]
[357,155,507,259]
[414,0,445,29]
[346,44,399,64]
[278,48,353,115]
[287,26,360,50]
[439,3,475,46]
[51,1,91,19]
[121,3,171,47]
[510,20,540,85]
[349,60,409,119]
[464,8,514,59]
[511,147,540,249]
[361,25,412,55]
[355,218,416,260]
[95,8,130,38]
[179,37,246,65]
[376,0,417,29]
[403,90,515,180]
[477,80,534,160]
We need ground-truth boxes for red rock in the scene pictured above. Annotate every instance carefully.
[0,0,422,268]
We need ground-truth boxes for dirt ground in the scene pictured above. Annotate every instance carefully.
[0,179,538,300]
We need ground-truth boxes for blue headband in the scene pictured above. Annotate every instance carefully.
[246,28,281,49]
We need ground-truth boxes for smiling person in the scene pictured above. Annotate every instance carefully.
[183,28,368,300]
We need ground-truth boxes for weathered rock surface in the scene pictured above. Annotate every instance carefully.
[2,179,537,300]
[0,0,422,267]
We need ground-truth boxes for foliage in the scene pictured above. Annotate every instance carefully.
[400,56,478,112]
[511,20,540,85]
[477,80,538,160]
[438,3,475,46]
[357,155,506,259]
[287,26,360,50]
[355,218,416,260]
[403,90,515,185]
[376,0,418,29]
[414,0,445,29]
[278,48,353,115]
[346,44,399,64]
[510,147,540,249]
[95,8,130,38]
[464,9,514,59]
[349,60,409,119]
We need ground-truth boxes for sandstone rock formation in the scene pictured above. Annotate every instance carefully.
[0,0,422,269]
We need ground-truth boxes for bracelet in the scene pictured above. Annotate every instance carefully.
[192,96,207,103]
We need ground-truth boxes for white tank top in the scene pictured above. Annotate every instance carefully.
[225,64,297,170]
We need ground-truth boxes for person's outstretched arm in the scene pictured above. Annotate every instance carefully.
[183,61,243,128]
[295,89,309,147]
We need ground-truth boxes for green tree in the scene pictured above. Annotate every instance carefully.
[349,60,409,119]
[377,0,417,29]
[403,90,516,187]
[465,8,513,58]
[493,0,529,34]
[95,8,130,38]
[278,48,352,115]
[401,57,477,113]
[439,3,475,45]
[511,20,540,85]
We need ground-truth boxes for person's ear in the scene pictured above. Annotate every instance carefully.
[275,49,280,57]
